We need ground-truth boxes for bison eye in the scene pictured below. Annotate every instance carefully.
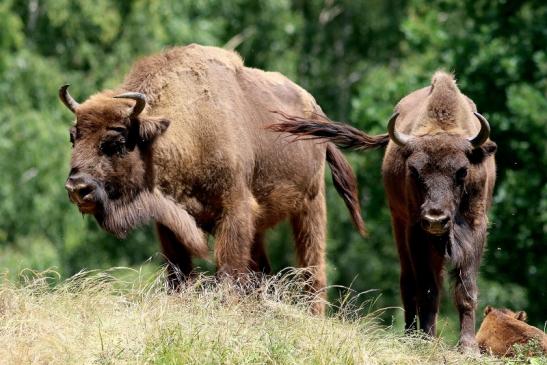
[456,167,468,183]
[100,137,127,156]
[69,129,76,147]
[409,166,420,179]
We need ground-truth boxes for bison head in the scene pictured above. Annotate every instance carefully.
[61,85,169,215]
[484,306,528,322]
[59,85,208,257]
[388,112,497,237]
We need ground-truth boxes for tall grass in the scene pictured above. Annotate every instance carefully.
[0,268,511,364]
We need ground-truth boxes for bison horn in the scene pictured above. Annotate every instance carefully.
[113,92,147,118]
[469,112,490,147]
[387,112,412,147]
[59,84,80,113]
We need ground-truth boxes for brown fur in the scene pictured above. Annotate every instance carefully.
[61,44,364,314]
[272,71,497,350]
[477,306,547,356]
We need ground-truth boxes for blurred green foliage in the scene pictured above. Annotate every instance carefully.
[0,0,545,339]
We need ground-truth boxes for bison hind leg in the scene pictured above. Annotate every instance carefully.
[290,191,327,315]
[213,189,256,278]
[156,223,194,290]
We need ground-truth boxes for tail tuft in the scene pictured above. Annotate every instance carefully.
[326,144,366,236]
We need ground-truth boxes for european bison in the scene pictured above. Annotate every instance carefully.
[476,306,547,356]
[271,71,497,350]
[59,44,364,314]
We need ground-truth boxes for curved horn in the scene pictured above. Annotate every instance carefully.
[387,112,412,147]
[113,92,147,118]
[59,84,80,113]
[469,112,490,147]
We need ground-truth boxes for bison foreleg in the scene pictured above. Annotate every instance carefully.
[156,223,194,290]
[414,267,442,336]
[410,228,444,336]
[453,266,479,352]
[400,266,418,332]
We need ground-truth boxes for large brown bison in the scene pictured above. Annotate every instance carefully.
[59,44,364,314]
[477,306,547,356]
[271,71,497,350]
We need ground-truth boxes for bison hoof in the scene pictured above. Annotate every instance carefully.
[216,266,252,285]
[458,336,479,355]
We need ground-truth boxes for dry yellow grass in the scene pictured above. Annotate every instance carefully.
[0,268,520,364]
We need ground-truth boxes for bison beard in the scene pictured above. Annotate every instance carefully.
[96,189,208,259]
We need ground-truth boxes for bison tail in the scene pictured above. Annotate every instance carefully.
[268,111,390,151]
[268,111,389,236]
[326,143,366,236]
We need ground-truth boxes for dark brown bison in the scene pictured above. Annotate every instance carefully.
[476,306,547,356]
[59,44,365,314]
[271,71,497,350]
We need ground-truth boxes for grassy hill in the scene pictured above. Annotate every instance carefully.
[0,268,541,364]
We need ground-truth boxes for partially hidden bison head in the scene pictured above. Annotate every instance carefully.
[388,112,497,237]
[59,85,208,257]
[484,306,528,322]
[477,306,547,357]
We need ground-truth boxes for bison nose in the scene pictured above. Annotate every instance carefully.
[423,213,449,226]
[421,211,450,235]
[65,177,96,204]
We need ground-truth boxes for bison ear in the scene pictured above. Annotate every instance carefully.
[468,141,497,164]
[484,305,493,316]
[136,116,170,143]
[515,311,527,322]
